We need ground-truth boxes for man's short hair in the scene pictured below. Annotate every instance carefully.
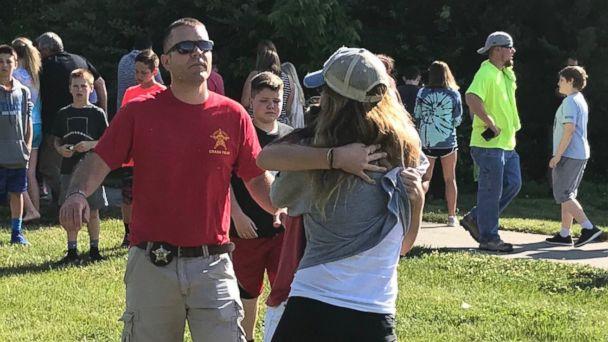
[251,71,283,98]
[35,32,64,53]
[0,45,17,59]
[559,66,588,90]
[135,49,160,71]
[70,68,94,87]
[402,66,420,80]
[162,18,205,53]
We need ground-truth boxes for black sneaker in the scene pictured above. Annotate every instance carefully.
[89,247,106,262]
[57,250,81,265]
[121,234,130,248]
[545,233,573,246]
[460,212,480,242]
[479,239,514,253]
[574,226,603,247]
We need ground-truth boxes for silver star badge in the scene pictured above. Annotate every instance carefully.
[152,245,171,263]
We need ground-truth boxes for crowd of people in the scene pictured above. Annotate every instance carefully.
[0,17,601,341]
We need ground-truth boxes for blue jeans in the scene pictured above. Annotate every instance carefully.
[469,147,521,243]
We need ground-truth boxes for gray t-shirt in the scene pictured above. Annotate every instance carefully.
[553,92,589,160]
[271,167,410,270]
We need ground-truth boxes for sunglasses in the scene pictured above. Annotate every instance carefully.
[498,44,514,49]
[166,40,214,54]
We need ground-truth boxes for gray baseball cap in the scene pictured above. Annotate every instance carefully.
[477,31,513,54]
[303,47,390,103]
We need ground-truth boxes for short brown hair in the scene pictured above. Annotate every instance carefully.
[251,71,283,98]
[163,18,205,52]
[135,49,160,71]
[0,44,17,59]
[70,68,94,87]
[559,66,588,90]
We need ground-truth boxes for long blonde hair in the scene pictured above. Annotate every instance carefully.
[11,37,41,89]
[310,85,421,211]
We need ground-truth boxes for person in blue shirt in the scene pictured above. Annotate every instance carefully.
[413,61,462,226]
[545,66,601,247]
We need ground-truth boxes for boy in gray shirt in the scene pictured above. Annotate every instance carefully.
[0,45,33,245]
[546,66,601,247]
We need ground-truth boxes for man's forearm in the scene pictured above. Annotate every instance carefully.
[67,152,111,196]
[465,93,494,127]
[245,171,277,214]
[257,144,330,171]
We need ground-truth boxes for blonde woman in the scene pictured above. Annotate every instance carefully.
[258,47,424,342]
[12,37,42,221]
[413,61,462,226]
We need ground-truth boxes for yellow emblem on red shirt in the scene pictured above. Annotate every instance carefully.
[210,129,231,155]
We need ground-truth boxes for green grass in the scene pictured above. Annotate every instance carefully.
[1,212,607,341]
[424,191,608,238]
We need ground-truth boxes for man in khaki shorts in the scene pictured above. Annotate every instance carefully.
[59,18,283,341]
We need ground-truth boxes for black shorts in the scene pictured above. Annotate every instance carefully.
[272,296,396,342]
[119,167,133,205]
[422,147,457,159]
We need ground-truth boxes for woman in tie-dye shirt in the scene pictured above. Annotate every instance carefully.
[413,61,462,227]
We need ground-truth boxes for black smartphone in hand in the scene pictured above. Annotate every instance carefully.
[481,128,496,141]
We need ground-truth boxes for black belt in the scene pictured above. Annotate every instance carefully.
[136,241,235,266]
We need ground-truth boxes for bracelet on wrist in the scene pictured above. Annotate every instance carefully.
[66,190,87,200]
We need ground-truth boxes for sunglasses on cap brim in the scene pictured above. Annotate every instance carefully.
[166,40,214,54]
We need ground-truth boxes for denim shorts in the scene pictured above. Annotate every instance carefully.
[32,123,42,150]
[0,167,28,194]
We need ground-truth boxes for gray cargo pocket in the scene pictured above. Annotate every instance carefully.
[119,310,137,342]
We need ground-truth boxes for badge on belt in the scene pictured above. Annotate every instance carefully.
[150,243,174,266]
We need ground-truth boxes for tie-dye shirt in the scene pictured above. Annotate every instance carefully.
[413,87,462,149]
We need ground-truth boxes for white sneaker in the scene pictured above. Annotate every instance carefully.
[447,216,458,227]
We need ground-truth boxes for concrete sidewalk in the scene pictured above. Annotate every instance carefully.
[415,222,608,270]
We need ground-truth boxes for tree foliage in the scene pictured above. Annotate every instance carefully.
[2,0,607,179]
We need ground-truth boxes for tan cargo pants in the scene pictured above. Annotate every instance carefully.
[119,246,246,341]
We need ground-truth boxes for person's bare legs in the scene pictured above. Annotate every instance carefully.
[24,149,41,221]
[440,151,458,217]
[562,199,588,225]
[241,297,258,341]
[87,209,101,242]
[9,192,24,222]
[561,204,574,231]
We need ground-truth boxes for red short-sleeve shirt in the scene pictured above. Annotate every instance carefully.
[95,89,264,246]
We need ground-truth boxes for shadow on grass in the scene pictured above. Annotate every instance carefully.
[0,245,128,278]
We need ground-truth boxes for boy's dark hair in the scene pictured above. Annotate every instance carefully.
[70,68,94,87]
[250,71,283,98]
[0,44,17,59]
[163,18,205,53]
[559,66,588,90]
[133,33,153,50]
[402,66,420,80]
[135,49,160,71]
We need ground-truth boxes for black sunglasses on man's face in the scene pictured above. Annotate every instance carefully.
[166,40,214,54]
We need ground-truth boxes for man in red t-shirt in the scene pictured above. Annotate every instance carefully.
[59,18,280,342]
